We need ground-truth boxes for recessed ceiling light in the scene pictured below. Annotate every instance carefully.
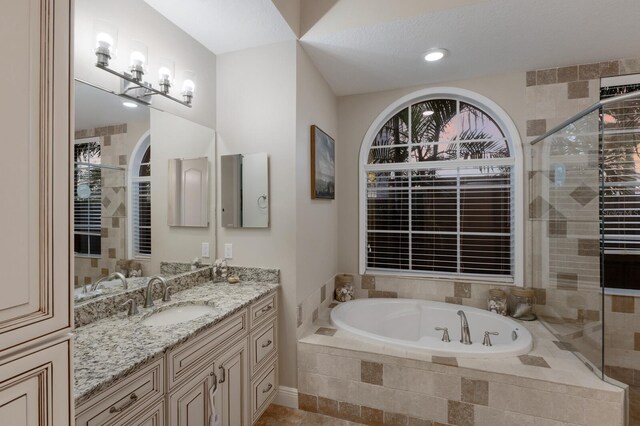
[424,48,448,62]
[423,110,435,117]
[122,101,138,108]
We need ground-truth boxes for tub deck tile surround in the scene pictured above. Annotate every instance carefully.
[298,316,626,426]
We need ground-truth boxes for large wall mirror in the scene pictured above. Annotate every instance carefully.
[221,153,269,228]
[73,80,215,303]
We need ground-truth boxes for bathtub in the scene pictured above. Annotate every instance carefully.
[330,298,533,358]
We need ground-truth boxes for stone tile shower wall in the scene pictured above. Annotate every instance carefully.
[74,124,133,287]
[526,57,640,383]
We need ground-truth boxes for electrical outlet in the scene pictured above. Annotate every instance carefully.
[201,242,210,258]
[224,243,233,259]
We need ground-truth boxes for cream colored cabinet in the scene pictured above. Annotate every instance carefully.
[0,0,73,424]
[214,338,249,426]
[168,365,215,426]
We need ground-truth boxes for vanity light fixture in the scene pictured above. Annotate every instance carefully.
[424,48,448,62]
[93,22,192,108]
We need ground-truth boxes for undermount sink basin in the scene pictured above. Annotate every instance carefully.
[141,304,215,326]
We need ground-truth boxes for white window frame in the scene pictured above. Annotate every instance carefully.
[128,131,152,259]
[74,136,102,258]
[358,87,524,285]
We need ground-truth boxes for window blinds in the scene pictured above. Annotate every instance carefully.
[132,180,152,257]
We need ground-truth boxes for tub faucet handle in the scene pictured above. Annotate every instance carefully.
[482,331,499,347]
[435,327,450,342]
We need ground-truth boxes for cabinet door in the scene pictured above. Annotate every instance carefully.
[0,0,72,352]
[214,338,249,426]
[0,341,71,426]
[168,365,214,426]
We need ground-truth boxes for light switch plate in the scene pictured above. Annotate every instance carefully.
[224,243,233,259]
[201,242,210,258]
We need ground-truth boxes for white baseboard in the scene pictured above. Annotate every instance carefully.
[274,386,298,409]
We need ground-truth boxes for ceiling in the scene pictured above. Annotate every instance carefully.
[143,0,640,96]
[75,81,149,131]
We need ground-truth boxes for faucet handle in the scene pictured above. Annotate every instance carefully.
[163,285,173,302]
[482,331,499,347]
[435,327,451,342]
[121,299,139,316]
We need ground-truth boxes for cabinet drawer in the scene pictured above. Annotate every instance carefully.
[251,359,278,421]
[109,398,165,426]
[250,319,277,375]
[167,309,247,389]
[75,358,164,426]
[249,293,277,329]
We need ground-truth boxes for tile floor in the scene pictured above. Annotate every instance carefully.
[255,404,363,425]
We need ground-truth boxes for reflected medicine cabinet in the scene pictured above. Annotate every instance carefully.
[168,157,209,227]
[221,153,269,228]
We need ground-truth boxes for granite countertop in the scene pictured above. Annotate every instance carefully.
[74,280,279,406]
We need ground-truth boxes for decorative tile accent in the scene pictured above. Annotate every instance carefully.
[553,340,577,351]
[526,119,546,137]
[408,418,432,426]
[600,60,620,77]
[445,297,462,305]
[384,412,408,426]
[536,68,557,85]
[318,396,339,417]
[568,80,589,99]
[454,282,471,298]
[337,402,361,422]
[312,308,319,323]
[557,272,578,290]
[432,356,458,367]
[448,400,474,426]
[369,290,397,298]
[620,58,640,74]
[361,275,376,290]
[361,361,383,385]
[101,268,109,276]
[108,248,116,259]
[518,355,550,368]
[557,65,578,83]
[315,327,337,336]
[526,71,537,87]
[528,196,550,219]
[321,284,327,303]
[361,406,384,425]
[578,239,599,256]
[101,227,109,238]
[461,378,488,406]
[570,184,598,206]
[297,304,303,327]
[112,217,119,228]
[90,258,98,268]
[578,63,600,80]
[635,333,640,351]
[534,288,546,305]
[329,303,338,308]
[118,155,127,165]
[103,135,111,146]
[612,295,635,314]
[299,393,318,413]
[548,220,567,237]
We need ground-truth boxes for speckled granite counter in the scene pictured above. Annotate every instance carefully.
[74,280,279,406]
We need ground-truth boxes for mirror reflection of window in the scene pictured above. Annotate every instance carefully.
[74,138,102,257]
[131,135,152,257]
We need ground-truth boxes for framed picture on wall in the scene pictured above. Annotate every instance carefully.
[310,125,335,200]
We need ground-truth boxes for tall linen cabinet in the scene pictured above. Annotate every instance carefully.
[0,0,73,424]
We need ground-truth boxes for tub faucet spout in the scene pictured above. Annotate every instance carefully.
[457,310,472,345]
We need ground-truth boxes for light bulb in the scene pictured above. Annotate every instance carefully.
[96,32,113,50]
[182,79,195,93]
[158,67,172,81]
[130,51,146,68]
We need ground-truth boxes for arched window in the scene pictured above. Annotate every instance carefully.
[359,88,523,283]
[130,132,151,258]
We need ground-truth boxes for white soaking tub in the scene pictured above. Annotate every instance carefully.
[330,298,533,358]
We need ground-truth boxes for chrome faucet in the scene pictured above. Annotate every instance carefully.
[457,310,472,345]
[144,276,168,308]
[84,272,128,293]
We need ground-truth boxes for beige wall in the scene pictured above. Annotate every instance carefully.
[150,110,216,274]
[295,44,339,305]
[336,72,527,277]
[74,0,216,129]
[216,41,299,387]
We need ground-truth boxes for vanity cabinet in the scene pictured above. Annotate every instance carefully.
[75,291,278,425]
[0,0,73,424]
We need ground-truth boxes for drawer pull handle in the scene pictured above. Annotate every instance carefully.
[218,365,226,384]
[260,305,273,314]
[109,393,138,414]
[262,383,273,394]
[261,339,273,348]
